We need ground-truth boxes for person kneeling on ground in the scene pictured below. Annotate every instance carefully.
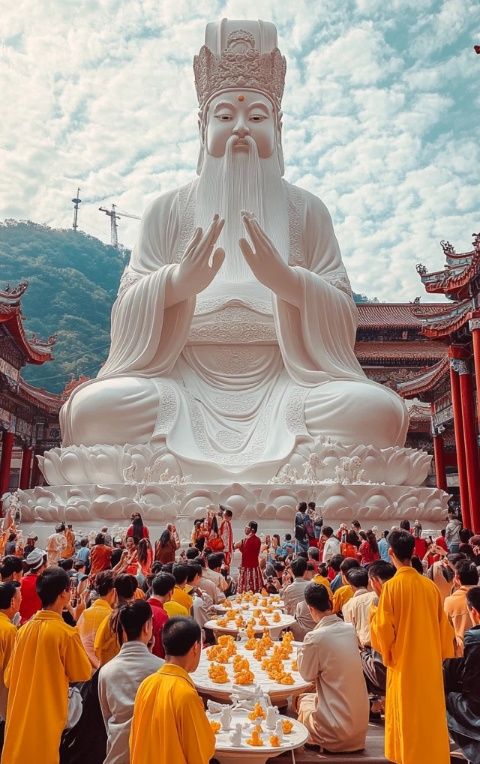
[296,583,369,753]
[444,586,480,764]
[130,616,215,764]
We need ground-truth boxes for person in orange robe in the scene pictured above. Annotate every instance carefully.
[371,529,455,764]
[1,567,91,764]
[130,616,215,764]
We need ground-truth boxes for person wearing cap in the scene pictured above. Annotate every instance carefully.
[0,581,22,740]
[1,567,91,764]
[19,548,46,625]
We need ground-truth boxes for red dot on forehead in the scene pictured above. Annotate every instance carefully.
[237,95,245,101]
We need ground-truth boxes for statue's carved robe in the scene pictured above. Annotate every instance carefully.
[61,180,408,481]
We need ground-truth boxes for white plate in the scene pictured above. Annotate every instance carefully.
[208,708,308,753]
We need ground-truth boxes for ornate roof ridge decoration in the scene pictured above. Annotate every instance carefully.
[355,340,446,362]
[416,299,473,338]
[194,29,287,110]
[18,377,62,413]
[398,355,450,398]
[0,281,55,364]
[0,281,29,306]
[416,233,480,296]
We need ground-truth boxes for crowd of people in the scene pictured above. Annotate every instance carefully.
[0,503,478,763]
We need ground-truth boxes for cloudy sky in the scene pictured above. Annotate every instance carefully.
[1,0,479,301]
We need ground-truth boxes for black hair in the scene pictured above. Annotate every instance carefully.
[317,562,328,578]
[285,534,292,541]
[95,570,115,596]
[322,526,333,538]
[152,572,176,597]
[352,520,361,530]
[307,501,316,510]
[186,547,200,560]
[74,560,86,571]
[365,530,379,554]
[131,515,145,543]
[346,567,369,589]
[298,502,307,512]
[159,529,171,547]
[387,530,415,562]
[466,586,480,613]
[36,567,70,607]
[114,573,138,602]
[248,521,258,534]
[162,616,201,656]
[116,600,152,645]
[399,519,411,532]
[59,558,74,572]
[459,528,471,543]
[207,553,224,571]
[304,583,332,612]
[328,554,343,573]
[346,530,358,545]
[172,564,190,586]
[186,562,202,583]
[291,557,308,577]
[137,538,151,566]
[95,533,106,545]
[455,560,479,586]
[367,560,395,582]
[0,555,23,579]
[308,547,319,561]
[80,538,88,547]
[340,557,360,575]
[411,556,423,574]
[0,581,19,610]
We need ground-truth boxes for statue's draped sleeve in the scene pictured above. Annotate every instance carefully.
[273,191,370,386]
[60,189,194,444]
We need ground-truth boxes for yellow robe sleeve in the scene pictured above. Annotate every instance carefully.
[436,587,456,659]
[64,629,92,681]
[178,690,216,764]
[370,587,396,668]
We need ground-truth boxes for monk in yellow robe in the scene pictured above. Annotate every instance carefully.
[1,567,91,764]
[94,572,137,666]
[130,616,215,764]
[0,582,21,719]
[371,530,455,764]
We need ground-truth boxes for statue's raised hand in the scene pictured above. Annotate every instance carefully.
[239,213,300,305]
[166,215,225,306]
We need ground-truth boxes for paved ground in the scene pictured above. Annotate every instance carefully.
[268,722,388,763]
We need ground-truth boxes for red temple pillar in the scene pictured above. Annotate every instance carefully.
[431,404,447,491]
[469,316,480,427]
[0,431,15,498]
[456,359,480,533]
[30,449,43,488]
[19,446,34,490]
[449,355,472,529]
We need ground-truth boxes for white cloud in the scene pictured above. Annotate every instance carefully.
[0,0,479,303]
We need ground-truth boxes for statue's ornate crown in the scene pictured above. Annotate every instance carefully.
[194,29,286,110]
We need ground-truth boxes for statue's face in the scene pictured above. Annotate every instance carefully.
[205,91,276,159]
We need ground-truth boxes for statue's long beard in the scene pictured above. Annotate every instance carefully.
[195,136,288,284]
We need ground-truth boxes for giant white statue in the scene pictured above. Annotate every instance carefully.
[60,19,408,483]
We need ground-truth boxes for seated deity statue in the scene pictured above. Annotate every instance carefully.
[60,19,408,482]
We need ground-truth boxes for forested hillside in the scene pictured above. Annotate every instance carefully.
[0,220,373,394]
[0,221,126,393]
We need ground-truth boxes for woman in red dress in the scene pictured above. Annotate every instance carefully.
[358,530,380,565]
[236,521,264,593]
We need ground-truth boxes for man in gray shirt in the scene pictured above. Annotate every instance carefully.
[98,600,163,764]
[283,557,314,615]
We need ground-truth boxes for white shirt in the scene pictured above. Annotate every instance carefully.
[322,536,341,564]
[98,641,163,764]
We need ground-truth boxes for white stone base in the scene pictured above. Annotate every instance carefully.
[14,479,449,546]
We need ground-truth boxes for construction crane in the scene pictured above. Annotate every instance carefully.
[99,204,141,248]
[72,188,81,231]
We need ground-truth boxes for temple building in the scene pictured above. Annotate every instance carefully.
[399,233,480,532]
[0,282,60,496]
[0,281,452,504]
